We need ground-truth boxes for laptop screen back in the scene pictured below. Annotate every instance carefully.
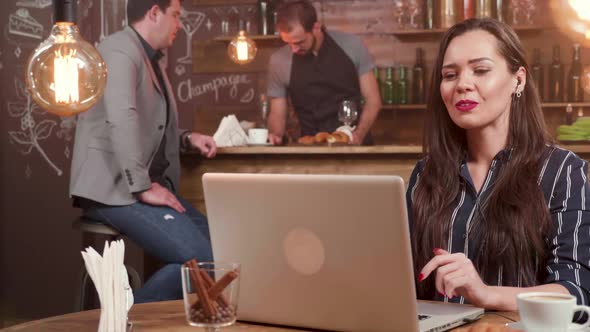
[203,173,419,332]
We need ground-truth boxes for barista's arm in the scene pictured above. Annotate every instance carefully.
[267,97,288,145]
[352,70,382,145]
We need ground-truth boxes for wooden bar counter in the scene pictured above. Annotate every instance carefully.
[179,144,423,213]
[179,144,590,213]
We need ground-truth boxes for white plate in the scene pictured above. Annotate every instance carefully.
[506,321,590,331]
[247,142,272,146]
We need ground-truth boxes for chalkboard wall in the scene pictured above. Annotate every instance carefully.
[0,0,273,324]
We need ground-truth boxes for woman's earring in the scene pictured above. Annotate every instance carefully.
[516,90,522,98]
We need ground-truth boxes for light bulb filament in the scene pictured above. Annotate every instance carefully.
[54,48,79,104]
[237,38,249,61]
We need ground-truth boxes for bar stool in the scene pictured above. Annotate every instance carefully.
[72,216,142,311]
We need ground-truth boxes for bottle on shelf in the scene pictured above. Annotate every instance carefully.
[397,66,408,105]
[424,0,434,29]
[475,0,494,18]
[495,0,504,22]
[549,45,564,102]
[258,0,270,35]
[437,0,460,28]
[464,0,475,20]
[568,44,584,102]
[412,48,426,104]
[531,48,544,101]
[382,66,395,105]
[268,0,277,35]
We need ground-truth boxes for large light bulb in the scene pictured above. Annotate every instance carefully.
[228,30,257,65]
[551,0,590,94]
[25,0,106,116]
[550,0,590,47]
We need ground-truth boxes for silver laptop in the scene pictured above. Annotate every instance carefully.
[203,173,483,332]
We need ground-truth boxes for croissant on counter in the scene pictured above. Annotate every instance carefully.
[297,135,315,145]
[298,130,352,145]
[314,132,331,143]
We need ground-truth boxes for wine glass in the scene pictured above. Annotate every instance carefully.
[338,100,358,127]
[182,262,241,332]
[406,0,422,29]
[393,0,408,29]
[522,0,537,25]
[213,7,231,36]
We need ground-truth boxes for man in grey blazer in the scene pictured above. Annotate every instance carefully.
[70,0,216,303]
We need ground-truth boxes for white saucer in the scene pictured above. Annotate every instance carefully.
[247,142,272,146]
[506,321,590,331]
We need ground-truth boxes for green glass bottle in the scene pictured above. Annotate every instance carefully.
[382,66,395,105]
[531,48,544,101]
[549,45,564,102]
[412,48,425,104]
[568,44,584,102]
[397,66,408,105]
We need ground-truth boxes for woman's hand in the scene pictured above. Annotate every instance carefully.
[419,248,494,308]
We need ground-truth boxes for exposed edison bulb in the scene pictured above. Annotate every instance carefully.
[550,0,590,47]
[25,22,107,116]
[228,30,257,65]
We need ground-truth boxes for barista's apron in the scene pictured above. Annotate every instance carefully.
[289,29,372,144]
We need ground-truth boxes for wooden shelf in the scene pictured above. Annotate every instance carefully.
[542,102,590,108]
[390,25,549,37]
[193,0,256,5]
[213,34,281,42]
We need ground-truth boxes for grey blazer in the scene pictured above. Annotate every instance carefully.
[70,27,182,205]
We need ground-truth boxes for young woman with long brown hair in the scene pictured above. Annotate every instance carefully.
[407,18,590,313]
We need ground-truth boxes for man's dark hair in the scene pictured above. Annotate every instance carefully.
[127,0,181,24]
[276,0,317,32]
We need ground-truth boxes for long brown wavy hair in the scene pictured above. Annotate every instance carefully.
[412,18,554,299]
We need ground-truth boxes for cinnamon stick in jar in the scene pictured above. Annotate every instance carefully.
[187,260,217,317]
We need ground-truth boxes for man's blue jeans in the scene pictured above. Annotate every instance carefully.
[82,193,213,303]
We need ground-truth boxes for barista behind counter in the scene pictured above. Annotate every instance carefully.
[265,0,381,146]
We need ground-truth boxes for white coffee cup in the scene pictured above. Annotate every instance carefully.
[248,128,268,144]
[517,292,590,332]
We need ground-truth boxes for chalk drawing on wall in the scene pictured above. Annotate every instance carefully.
[80,0,94,19]
[56,115,76,142]
[9,8,43,39]
[98,0,128,43]
[25,164,32,179]
[16,0,51,8]
[178,8,205,64]
[240,88,255,103]
[7,77,63,177]
[175,64,186,77]
[14,46,22,58]
[176,74,256,104]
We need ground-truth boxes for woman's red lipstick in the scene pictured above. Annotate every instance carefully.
[455,99,478,112]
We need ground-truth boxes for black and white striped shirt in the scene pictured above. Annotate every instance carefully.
[406,146,590,310]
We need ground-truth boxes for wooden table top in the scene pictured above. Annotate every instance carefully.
[2,300,520,332]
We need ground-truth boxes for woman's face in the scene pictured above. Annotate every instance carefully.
[439,30,524,134]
